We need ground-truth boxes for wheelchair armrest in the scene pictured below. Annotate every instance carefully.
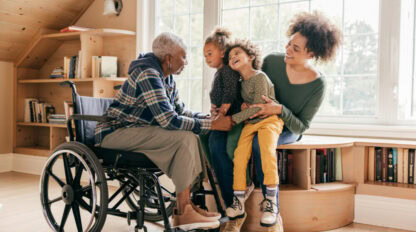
[69,114,109,122]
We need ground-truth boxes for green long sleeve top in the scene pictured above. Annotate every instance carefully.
[262,52,326,135]
[231,71,276,124]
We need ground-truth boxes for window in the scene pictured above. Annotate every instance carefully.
[149,0,416,131]
[221,0,380,118]
[399,0,416,120]
[155,0,204,112]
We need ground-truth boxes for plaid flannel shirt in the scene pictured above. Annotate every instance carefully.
[95,62,211,145]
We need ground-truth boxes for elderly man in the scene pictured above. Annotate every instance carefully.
[95,32,232,230]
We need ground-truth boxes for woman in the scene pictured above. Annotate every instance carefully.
[209,11,342,232]
[96,32,232,231]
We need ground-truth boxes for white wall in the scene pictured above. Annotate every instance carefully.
[75,0,137,32]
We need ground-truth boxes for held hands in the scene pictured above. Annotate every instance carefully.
[249,95,282,119]
[211,113,233,131]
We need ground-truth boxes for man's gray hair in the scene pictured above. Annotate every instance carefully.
[152,32,187,61]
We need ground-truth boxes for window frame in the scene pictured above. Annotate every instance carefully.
[141,0,416,139]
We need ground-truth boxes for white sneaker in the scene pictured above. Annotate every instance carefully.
[226,195,245,220]
[260,196,279,227]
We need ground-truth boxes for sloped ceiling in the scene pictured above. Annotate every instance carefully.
[0,0,95,63]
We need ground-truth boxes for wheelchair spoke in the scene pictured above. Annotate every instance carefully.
[73,162,83,186]
[72,201,83,232]
[48,196,63,205]
[47,169,65,187]
[62,153,73,185]
[60,204,71,231]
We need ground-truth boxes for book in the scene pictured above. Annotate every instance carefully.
[24,98,37,122]
[404,149,409,184]
[335,148,343,181]
[92,56,118,78]
[398,148,404,183]
[375,147,382,181]
[387,148,394,182]
[311,149,316,184]
[368,147,375,181]
[409,149,415,184]
[393,148,398,182]
[60,25,92,33]
[382,147,388,182]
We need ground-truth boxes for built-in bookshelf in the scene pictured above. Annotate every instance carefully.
[13,28,136,157]
[242,136,416,232]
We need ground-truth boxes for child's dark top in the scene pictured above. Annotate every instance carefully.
[209,65,243,116]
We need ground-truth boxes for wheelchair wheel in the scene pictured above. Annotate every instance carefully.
[40,142,108,232]
[122,174,175,222]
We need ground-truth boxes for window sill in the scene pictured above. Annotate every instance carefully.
[305,123,416,140]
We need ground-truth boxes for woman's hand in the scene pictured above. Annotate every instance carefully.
[219,103,231,115]
[249,95,282,119]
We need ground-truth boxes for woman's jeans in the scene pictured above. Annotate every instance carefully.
[208,126,299,208]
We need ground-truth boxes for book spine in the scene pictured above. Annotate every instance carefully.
[387,148,393,182]
[409,149,415,184]
[335,148,342,181]
[404,149,409,184]
[282,150,287,184]
[393,148,397,182]
[375,147,382,181]
[382,147,388,182]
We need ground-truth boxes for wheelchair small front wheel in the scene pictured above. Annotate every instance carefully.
[40,142,108,232]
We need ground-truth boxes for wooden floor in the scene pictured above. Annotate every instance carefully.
[0,172,412,232]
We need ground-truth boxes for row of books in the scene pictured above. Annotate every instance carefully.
[311,148,343,184]
[64,53,82,79]
[92,56,118,78]
[24,99,55,123]
[277,150,293,184]
[24,99,74,124]
[368,147,416,184]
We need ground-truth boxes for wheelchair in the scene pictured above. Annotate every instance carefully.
[39,81,226,232]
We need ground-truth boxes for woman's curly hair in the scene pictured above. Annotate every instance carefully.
[287,11,342,62]
[224,39,263,70]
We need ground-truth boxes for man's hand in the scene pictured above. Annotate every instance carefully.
[211,113,233,131]
[249,95,282,119]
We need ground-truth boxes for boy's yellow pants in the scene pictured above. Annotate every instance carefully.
[233,115,284,191]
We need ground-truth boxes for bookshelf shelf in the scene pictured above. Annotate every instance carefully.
[357,182,416,200]
[17,122,68,128]
[18,77,128,84]
[13,28,135,157]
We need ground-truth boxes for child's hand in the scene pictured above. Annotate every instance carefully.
[241,102,249,110]
[210,104,220,118]
[219,103,231,115]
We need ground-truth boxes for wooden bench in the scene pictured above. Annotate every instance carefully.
[207,135,416,232]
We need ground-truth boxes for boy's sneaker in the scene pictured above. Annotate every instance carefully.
[173,204,220,231]
[265,213,284,232]
[226,195,245,220]
[260,196,279,227]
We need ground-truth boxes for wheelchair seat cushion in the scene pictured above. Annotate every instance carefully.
[75,95,114,145]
